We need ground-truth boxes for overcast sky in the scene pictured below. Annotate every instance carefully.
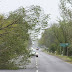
[0,0,60,23]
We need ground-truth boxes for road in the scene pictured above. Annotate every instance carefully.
[37,50,72,72]
[0,49,72,72]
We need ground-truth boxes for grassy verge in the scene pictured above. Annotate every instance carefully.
[43,50,72,64]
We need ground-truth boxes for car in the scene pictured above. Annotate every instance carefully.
[36,52,38,57]
[36,48,39,50]
[30,50,36,56]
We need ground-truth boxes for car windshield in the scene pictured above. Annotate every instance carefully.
[0,0,72,72]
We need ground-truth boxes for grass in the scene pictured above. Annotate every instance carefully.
[43,50,72,64]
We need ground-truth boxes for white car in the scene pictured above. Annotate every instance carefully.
[30,51,36,56]
[36,52,38,57]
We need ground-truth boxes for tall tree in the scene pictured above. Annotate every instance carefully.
[59,0,72,21]
[0,7,31,69]
[59,0,72,55]
[25,5,49,41]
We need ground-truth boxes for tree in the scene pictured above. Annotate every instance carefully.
[0,7,31,69]
[59,0,72,21]
[25,5,49,41]
[38,24,60,53]
[59,0,72,56]
[38,0,72,56]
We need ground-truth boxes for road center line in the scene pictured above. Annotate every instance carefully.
[36,61,37,64]
[36,66,38,68]
[35,57,38,72]
[36,63,37,65]
[36,70,38,72]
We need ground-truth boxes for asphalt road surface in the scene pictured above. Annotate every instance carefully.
[0,49,72,72]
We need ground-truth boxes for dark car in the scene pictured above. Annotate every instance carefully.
[36,48,39,50]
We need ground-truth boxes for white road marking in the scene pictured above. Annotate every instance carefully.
[35,57,38,72]
[36,63,37,66]
[36,70,38,72]
[36,61,37,63]
[36,66,38,68]
[36,59,37,62]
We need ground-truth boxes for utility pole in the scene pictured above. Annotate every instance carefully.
[67,47,68,56]
[60,46,61,55]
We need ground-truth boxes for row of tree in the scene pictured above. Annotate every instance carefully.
[38,0,72,56]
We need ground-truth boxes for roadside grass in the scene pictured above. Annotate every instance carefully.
[43,49,72,64]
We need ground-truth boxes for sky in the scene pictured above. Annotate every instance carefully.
[0,0,60,23]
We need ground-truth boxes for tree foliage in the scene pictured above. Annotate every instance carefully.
[38,0,72,56]
[25,5,49,41]
[0,5,49,69]
[0,7,31,69]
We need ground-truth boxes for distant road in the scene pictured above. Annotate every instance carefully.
[0,49,72,72]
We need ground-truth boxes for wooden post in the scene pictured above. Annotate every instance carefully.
[60,46,61,55]
[67,47,68,56]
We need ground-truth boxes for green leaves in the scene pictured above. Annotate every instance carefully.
[39,0,72,56]
[0,7,31,69]
[0,5,50,69]
[25,5,50,41]
[59,0,72,21]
